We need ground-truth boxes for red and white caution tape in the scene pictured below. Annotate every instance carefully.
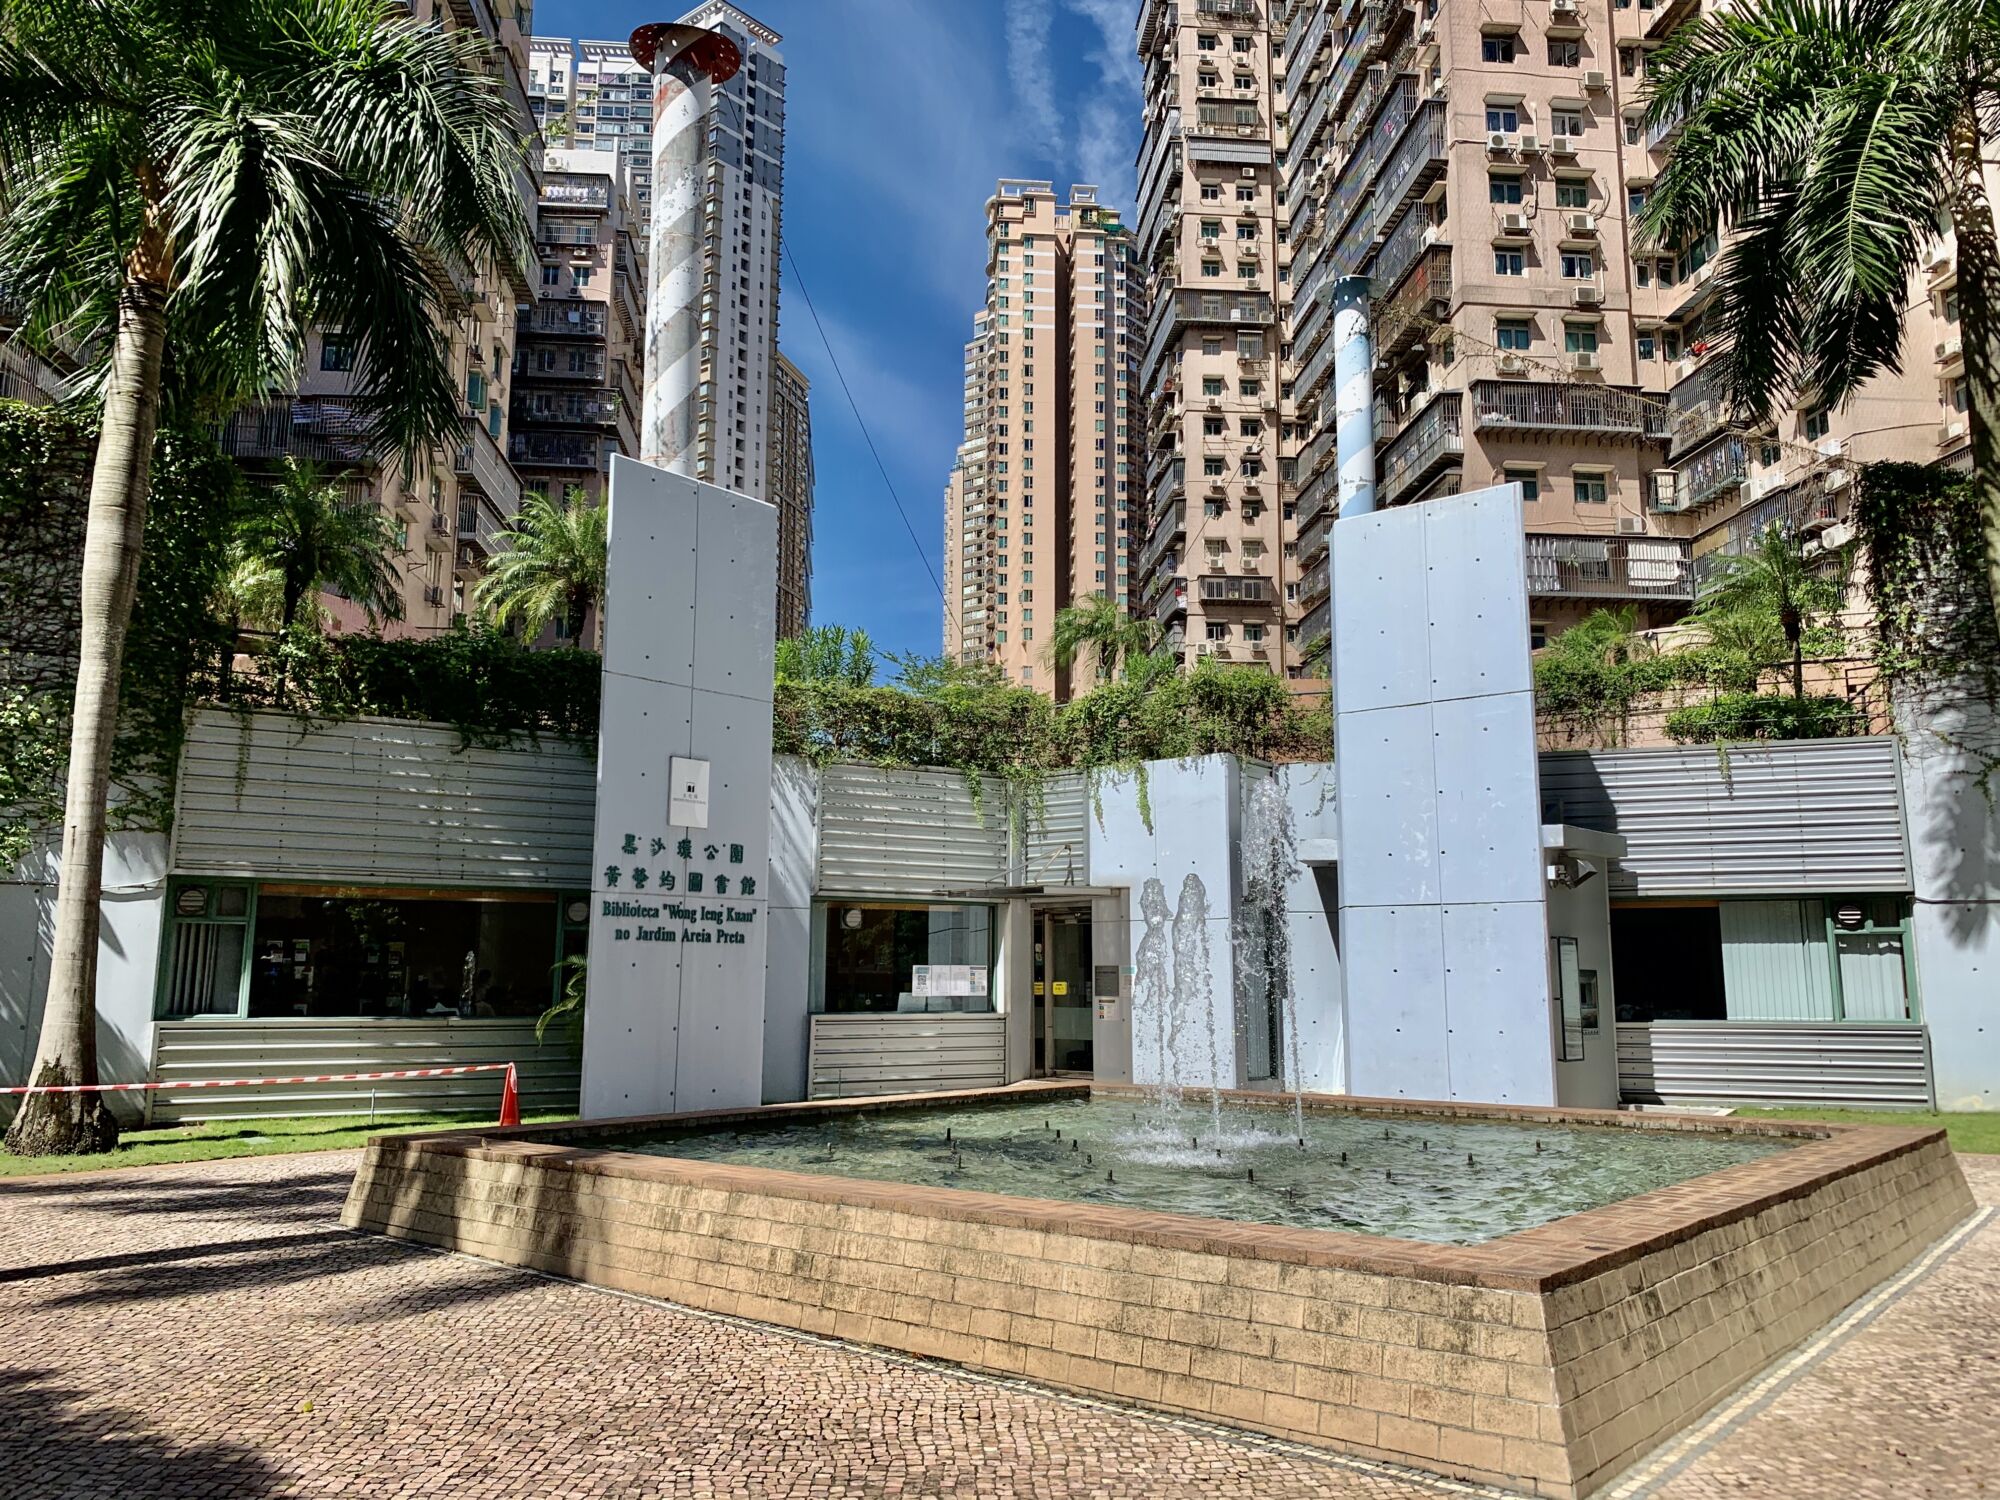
[0,1063,523,1124]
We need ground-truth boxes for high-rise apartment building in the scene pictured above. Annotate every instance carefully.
[1132,0,1303,680]
[1278,0,1958,661]
[216,0,538,637]
[529,7,811,635]
[769,351,815,639]
[942,183,1144,698]
[508,148,647,594]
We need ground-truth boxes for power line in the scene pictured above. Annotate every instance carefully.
[781,237,943,599]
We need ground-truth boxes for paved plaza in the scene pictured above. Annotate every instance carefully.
[0,1148,1992,1499]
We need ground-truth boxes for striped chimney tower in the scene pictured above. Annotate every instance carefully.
[628,22,740,475]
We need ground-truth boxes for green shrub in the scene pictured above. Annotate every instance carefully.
[1663,692,1864,744]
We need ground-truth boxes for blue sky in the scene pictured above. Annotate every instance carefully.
[536,0,1144,662]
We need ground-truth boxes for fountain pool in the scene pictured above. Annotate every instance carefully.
[345,1083,1972,1499]
[597,1094,1787,1245]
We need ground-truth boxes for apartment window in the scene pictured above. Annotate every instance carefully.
[1637,331,1657,360]
[1201,260,1223,277]
[1496,318,1532,351]
[1555,179,1589,209]
[1495,249,1526,276]
[1199,69,1221,88]
[1203,457,1226,476]
[1233,105,1258,126]
[1489,174,1523,204]
[1241,458,1264,477]
[1235,222,1256,240]
[1233,35,1252,51]
[1237,333,1264,357]
[1623,115,1642,145]
[1234,73,1255,90]
[1239,419,1262,436]
[1481,33,1517,63]
[1486,105,1520,133]
[1548,39,1580,66]
[1552,109,1584,136]
[1201,183,1222,201]
[1203,377,1224,395]
[572,265,591,287]
[1804,408,1832,441]
[1628,186,1649,218]
[1236,185,1256,202]
[320,333,356,372]
[1573,472,1609,504]
[1951,376,1971,413]
[1239,380,1260,397]
[1203,337,1224,355]
[1205,622,1229,642]
[1243,623,1266,644]
[1198,31,1218,49]
[1564,324,1599,354]
[1560,251,1595,279]
[1200,220,1222,241]
[541,264,560,287]
[1505,466,1540,501]
[1237,261,1257,278]
[1204,417,1226,436]
[1531,623,1549,650]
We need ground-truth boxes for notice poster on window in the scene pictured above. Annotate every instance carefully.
[911,964,987,998]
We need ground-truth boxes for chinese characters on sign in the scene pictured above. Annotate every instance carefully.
[599,827,759,946]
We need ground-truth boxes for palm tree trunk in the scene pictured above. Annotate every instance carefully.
[1948,100,2000,640]
[5,279,167,1157]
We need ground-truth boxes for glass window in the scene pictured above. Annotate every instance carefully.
[1804,408,1831,440]
[1573,472,1609,504]
[1561,251,1595,279]
[1481,34,1516,62]
[1496,319,1532,350]
[1489,174,1523,204]
[1486,105,1520,133]
[1565,324,1599,353]
[1495,249,1525,276]
[1548,39,1580,66]
[246,887,564,1020]
[815,903,995,1014]
[320,334,356,372]
[1505,466,1540,501]
[1552,109,1584,136]
[1556,180,1589,209]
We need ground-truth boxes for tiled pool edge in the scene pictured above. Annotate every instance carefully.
[340,1087,1975,1498]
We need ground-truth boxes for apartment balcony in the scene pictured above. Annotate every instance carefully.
[1297,555,1330,614]
[1136,0,1178,53]
[1670,434,1749,513]
[540,177,610,209]
[1140,499,1186,579]
[508,432,601,470]
[1378,391,1463,507]
[1285,2,1332,102]
[1526,534,1693,603]
[455,494,508,561]
[1471,380,1671,442]
[453,417,522,513]
[1192,0,1261,26]
[453,541,486,582]
[422,508,452,553]
[1150,456,1186,507]
[519,303,608,338]
[1198,573,1276,606]
[1370,100,1448,238]
[1373,244,1451,365]
[1296,594,1331,655]
[217,398,374,466]
[1666,360,1732,457]
[1155,577,1190,626]
[514,388,622,427]
[414,238,477,312]
[517,349,608,383]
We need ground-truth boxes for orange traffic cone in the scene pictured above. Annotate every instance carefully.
[499,1063,521,1127]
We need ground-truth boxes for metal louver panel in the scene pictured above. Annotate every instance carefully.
[1539,737,1910,895]
[807,1014,1006,1099]
[1616,1021,1932,1107]
[815,765,1009,898]
[172,710,594,887]
[1019,772,1090,887]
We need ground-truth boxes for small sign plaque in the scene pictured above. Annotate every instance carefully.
[669,756,710,828]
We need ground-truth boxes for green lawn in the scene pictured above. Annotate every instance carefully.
[0,1110,574,1178]
[1738,1108,2000,1155]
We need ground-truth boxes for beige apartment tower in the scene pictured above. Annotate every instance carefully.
[1133,0,1303,681]
[769,351,815,639]
[1277,0,1960,662]
[942,183,1144,698]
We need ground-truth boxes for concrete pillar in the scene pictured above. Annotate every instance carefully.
[1331,274,1376,519]
[629,23,741,475]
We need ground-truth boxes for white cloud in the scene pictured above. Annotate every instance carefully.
[1060,0,1144,211]
[1006,0,1063,154]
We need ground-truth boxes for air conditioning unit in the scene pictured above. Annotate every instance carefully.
[1240,166,1257,178]
[1498,211,1530,234]
[1206,397,1222,410]
[1941,418,1968,443]
[1497,352,1530,375]
[1519,132,1543,154]
[1566,212,1597,235]
[1237,125,1258,137]
[1571,284,1604,306]
[1550,135,1579,156]
[1487,131,1516,153]
[1617,515,1646,535]
[1552,0,1581,14]
[1584,70,1609,91]
[1570,350,1601,372]
[1936,334,1964,361]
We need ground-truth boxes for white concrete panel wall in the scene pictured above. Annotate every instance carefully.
[581,457,777,1119]
[1901,698,2000,1110]
[0,833,167,1119]
[1277,763,1344,1092]
[762,757,817,1103]
[1087,757,1243,1091]
[1333,485,1557,1106]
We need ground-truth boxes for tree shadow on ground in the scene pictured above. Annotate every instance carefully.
[330,1262,546,1326]
[0,1228,354,1287]
[0,1171,356,1226]
[0,1367,284,1499]
[32,1228,427,1311]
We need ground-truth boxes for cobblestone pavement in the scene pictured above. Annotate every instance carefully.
[0,1150,1993,1499]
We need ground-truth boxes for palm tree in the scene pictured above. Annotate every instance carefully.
[237,458,404,666]
[1049,594,1157,687]
[1637,0,2000,635]
[472,485,607,644]
[0,0,530,1156]
[1692,525,1846,699]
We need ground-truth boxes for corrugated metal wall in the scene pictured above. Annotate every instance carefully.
[149,1018,580,1120]
[1019,772,1090,887]
[1616,1021,1932,1106]
[807,1013,1006,1098]
[1539,737,1910,895]
[814,765,1009,898]
[173,711,594,887]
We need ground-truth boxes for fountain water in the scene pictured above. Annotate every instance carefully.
[1132,878,1177,1114]
[1173,873,1223,1144]
[1236,774,1306,1139]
